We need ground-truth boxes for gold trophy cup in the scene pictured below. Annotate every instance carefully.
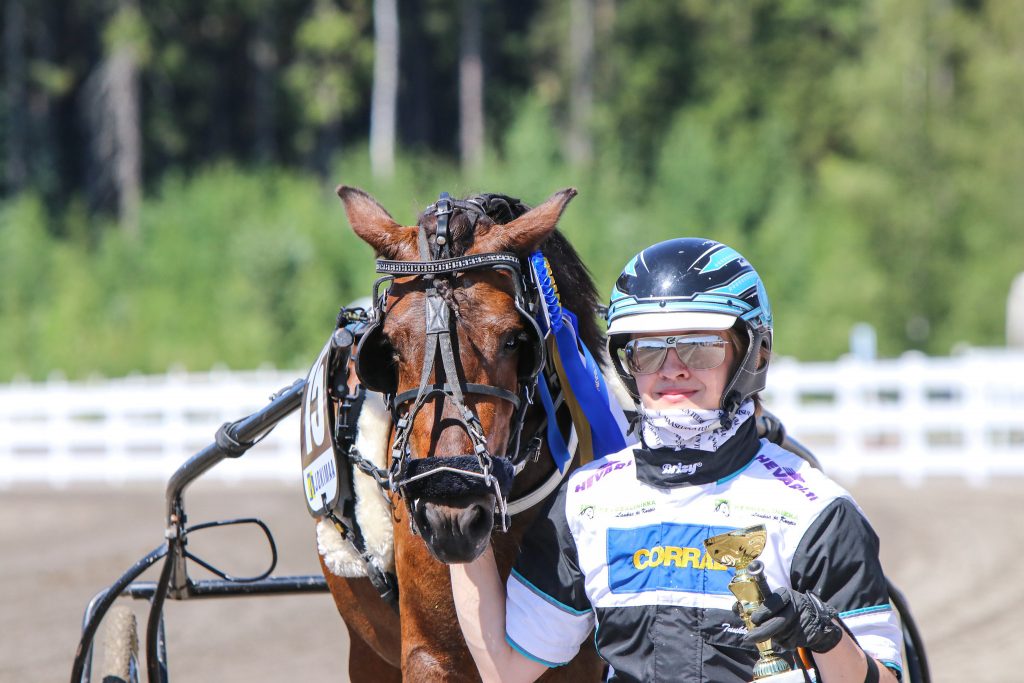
[703,525,817,682]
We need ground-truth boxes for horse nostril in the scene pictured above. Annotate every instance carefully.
[415,501,439,538]
[459,503,492,539]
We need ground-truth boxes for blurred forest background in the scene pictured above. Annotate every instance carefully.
[2,0,1023,380]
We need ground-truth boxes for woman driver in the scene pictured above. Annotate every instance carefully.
[450,238,903,682]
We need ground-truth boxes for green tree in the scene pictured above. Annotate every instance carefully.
[284,0,372,175]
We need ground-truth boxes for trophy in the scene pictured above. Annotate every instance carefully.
[703,525,816,682]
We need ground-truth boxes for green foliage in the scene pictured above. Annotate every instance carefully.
[3,0,1023,379]
[285,0,372,148]
[0,166,379,380]
[0,195,56,378]
[103,4,153,64]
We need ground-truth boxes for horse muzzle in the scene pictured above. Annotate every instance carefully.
[400,455,514,563]
[412,495,495,563]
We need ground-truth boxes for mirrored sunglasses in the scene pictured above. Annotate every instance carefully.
[623,334,730,375]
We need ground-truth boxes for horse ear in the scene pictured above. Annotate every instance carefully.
[471,188,578,254]
[337,185,418,261]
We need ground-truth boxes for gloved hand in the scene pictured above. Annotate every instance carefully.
[737,587,844,654]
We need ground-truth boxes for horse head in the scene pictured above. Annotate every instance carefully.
[338,186,577,563]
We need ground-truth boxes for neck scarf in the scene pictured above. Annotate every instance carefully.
[633,411,760,488]
[638,400,755,452]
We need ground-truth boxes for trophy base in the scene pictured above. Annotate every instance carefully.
[751,669,817,683]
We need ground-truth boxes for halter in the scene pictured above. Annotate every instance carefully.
[358,193,548,532]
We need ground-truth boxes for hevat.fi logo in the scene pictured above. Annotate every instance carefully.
[606,523,737,594]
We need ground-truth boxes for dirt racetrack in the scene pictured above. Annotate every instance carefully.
[1,476,1016,682]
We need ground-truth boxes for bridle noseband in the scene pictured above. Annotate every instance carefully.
[355,193,548,531]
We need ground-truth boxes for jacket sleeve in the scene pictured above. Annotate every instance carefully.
[505,482,594,667]
[790,497,904,677]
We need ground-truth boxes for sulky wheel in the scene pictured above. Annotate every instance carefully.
[92,604,139,683]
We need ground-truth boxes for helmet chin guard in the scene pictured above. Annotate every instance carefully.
[605,238,773,422]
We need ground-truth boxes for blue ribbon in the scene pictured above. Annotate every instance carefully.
[529,252,628,468]
[553,309,628,457]
[535,369,573,471]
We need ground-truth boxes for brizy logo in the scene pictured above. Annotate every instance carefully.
[662,461,702,476]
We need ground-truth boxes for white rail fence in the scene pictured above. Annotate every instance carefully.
[764,349,1024,485]
[0,368,303,488]
[2,349,1023,488]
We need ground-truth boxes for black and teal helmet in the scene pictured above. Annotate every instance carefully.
[606,238,773,419]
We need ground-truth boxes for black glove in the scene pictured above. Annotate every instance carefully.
[738,587,844,654]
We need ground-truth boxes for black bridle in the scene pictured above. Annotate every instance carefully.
[354,193,549,532]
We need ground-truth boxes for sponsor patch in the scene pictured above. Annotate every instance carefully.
[574,458,632,492]
[662,461,702,476]
[302,450,338,511]
[712,498,798,526]
[720,622,748,636]
[578,499,656,520]
[606,523,737,594]
[755,454,818,501]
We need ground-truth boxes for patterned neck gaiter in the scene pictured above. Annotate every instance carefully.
[638,400,755,452]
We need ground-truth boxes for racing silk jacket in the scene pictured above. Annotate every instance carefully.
[505,418,903,682]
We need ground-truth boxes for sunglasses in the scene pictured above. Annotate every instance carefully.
[622,334,731,375]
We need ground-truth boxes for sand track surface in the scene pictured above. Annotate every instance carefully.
[0,477,1013,682]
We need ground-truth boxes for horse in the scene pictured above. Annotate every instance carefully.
[318,187,609,681]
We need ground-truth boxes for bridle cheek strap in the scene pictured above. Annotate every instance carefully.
[368,194,547,533]
[388,289,521,530]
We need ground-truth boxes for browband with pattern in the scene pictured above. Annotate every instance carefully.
[375,252,521,276]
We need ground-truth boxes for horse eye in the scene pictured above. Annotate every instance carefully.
[503,332,526,351]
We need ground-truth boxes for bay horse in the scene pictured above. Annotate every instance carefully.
[321,187,607,681]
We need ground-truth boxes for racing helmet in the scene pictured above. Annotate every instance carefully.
[606,238,773,419]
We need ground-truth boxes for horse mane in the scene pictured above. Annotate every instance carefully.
[416,193,606,366]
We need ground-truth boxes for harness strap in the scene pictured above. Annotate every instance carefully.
[389,217,449,475]
[434,192,452,258]
[320,498,399,612]
[347,517,399,611]
[320,379,400,612]
[349,448,390,487]
[505,452,573,515]
[389,319,440,477]
[364,193,558,533]
[391,383,522,411]
[432,302,509,524]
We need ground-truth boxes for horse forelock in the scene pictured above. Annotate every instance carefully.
[413,208,480,258]
[412,197,604,366]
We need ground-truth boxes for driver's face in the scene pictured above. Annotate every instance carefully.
[632,330,735,411]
